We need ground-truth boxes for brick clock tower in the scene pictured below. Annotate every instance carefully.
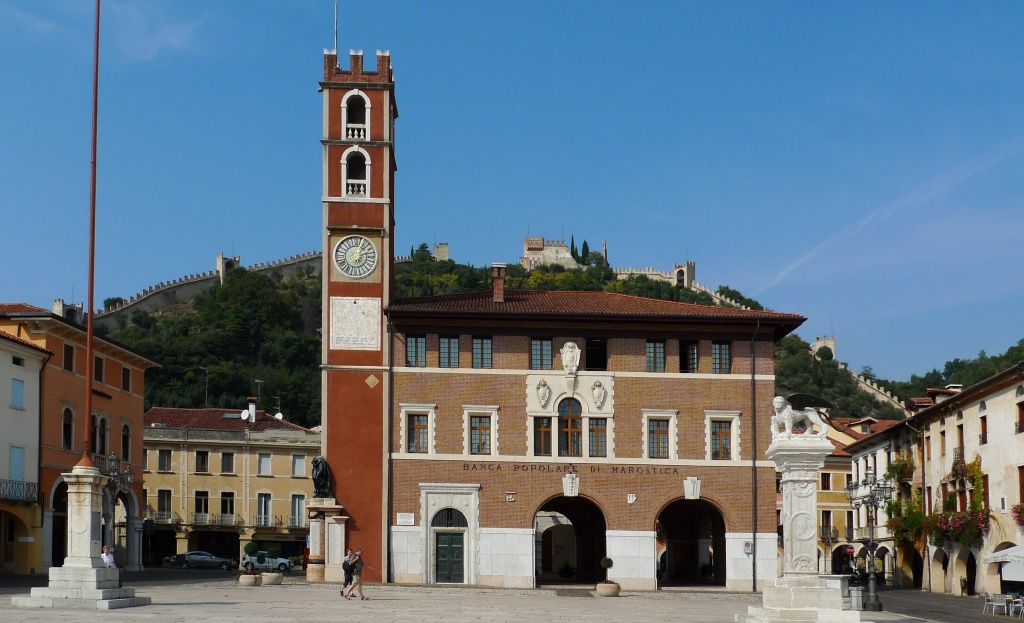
[320,49,396,583]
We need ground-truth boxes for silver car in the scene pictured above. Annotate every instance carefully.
[178,550,236,570]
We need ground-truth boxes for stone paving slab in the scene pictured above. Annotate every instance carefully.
[2,581,924,623]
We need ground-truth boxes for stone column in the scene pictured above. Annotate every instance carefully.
[125,516,143,572]
[738,436,859,623]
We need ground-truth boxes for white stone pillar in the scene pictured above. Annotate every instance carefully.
[63,464,105,568]
[126,516,143,572]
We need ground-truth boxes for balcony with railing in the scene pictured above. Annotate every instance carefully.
[345,179,367,197]
[191,512,211,526]
[287,515,307,529]
[0,479,39,503]
[952,446,965,463]
[212,513,242,527]
[253,514,277,528]
[145,510,175,524]
[819,525,839,543]
[854,525,891,541]
[845,526,854,541]
[345,124,366,140]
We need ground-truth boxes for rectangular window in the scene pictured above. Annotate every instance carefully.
[558,415,583,457]
[681,341,698,373]
[589,418,607,457]
[121,367,131,392]
[585,338,607,371]
[157,490,171,514]
[926,486,932,515]
[220,492,235,517]
[940,430,946,455]
[646,340,665,372]
[821,510,832,529]
[1018,466,1024,508]
[142,449,148,471]
[407,415,428,453]
[258,453,272,475]
[472,337,492,369]
[924,435,931,461]
[534,417,552,456]
[406,335,426,367]
[221,452,234,474]
[63,343,75,372]
[648,419,669,459]
[980,416,988,444]
[291,495,306,527]
[712,342,731,374]
[439,336,459,368]
[94,356,104,383]
[257,493,271,526]
[531,339,552,370]
[10,378,25,409]
[820,473,831,491]
[711,420,732,459]
[195,491,209,514]
[11,356,23,367]
[291,454,306,477]
[470,416,491,455]
[1018,402,1024,433]
[158,449,171,471]
[195,451,209,473]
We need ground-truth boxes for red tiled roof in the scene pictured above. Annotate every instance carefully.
[909,397,934,406]
[0,303,50,315]
[388,290,804,321]
[830,417,902,442]
[144,407,313,433]
[927,387,959,396]
[0,330,52,355]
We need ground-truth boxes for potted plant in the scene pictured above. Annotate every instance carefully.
[596,557,620,597]
[239,542,262,586]
[261,546,285,585]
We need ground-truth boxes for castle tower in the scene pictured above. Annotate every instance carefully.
[320,49,396,583]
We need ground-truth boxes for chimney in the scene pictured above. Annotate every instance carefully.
[247,397,257,422]
[492,263,507,303]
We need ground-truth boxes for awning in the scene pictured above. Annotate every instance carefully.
[983,545,1024,564]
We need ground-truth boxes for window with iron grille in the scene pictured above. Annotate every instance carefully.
[439,336,459,368]
[472,337,492,369]
[646,341,665,372]
[406,335,426,367]
[531,339,552,370]
[589,418,607,457]
[712,342,731,374]
[431,508,468,528]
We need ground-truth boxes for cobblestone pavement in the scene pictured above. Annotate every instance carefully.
[1,578,928,623]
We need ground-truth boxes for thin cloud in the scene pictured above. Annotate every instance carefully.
[105,0,204,62]
[0,4,63,37]
[757,144,1023,295]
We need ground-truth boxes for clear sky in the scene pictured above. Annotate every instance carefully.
[2,1,1023,382]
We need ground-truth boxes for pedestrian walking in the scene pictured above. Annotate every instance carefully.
[343,547,372,601]
[340,548,353,596]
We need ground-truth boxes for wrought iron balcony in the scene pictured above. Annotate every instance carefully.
[253,514,277,528]
[0,479,39,503]
[287,515,307,528]
[819,525,839,543]
[854,525,891,541]
[845,526,854,541]
[145,510,175,524]
[212,513,242,527]
[952,446,965,463]
[191,512,210,526]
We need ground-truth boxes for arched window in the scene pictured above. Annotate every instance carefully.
[342,148,370,197]
[431,508,468,528]
[558,398,583,457]
[95,417,107,455]
[91,415,99,454]
[62,408,74,450]
[343,91,370,140]
[121,424,131,461]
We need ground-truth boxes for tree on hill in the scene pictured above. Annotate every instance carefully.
[878,339,1024,401]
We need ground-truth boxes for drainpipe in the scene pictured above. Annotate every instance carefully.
[751,319,760,593]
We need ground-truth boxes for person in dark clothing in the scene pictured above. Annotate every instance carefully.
[343,547,371,601]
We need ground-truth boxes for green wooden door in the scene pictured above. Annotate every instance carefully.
[436,532,464,583]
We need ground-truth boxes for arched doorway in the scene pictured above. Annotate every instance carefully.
[931,548,949,593]
[430,508,468,584]
[50,480,68,567]
[830,544,850,576]
[656,499,725,586]
[965,550,977,596]
[534,496,606,584]
[0,510,30,574]
[875,545,890,585]
[905,546,924,588]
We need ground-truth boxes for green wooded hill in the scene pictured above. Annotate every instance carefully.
[103,244,1021,428]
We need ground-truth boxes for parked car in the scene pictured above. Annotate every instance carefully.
[241,550,293,572]
[175,551,237,570]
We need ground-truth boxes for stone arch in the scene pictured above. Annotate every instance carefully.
[931,547,950,593]
[534,494,606,584]
[655,497,726,586]
[986,540,1018,594]
[340,89,371,140]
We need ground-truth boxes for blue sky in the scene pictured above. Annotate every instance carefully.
[2,1,1023,382]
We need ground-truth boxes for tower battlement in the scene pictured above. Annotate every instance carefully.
[324,49,393,84]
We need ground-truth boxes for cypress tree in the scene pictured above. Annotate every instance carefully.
[581,240,590,265]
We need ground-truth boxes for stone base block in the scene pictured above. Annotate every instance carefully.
[11,566,151,610]
[736,575,860,623]
[11,595,151,610]
[738,606,860,623]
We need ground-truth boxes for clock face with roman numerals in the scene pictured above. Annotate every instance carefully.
[333,235,378,279]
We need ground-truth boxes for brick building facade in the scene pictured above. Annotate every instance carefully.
[319,50,805,591]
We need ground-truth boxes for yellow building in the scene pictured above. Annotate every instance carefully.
[142,402,319,565]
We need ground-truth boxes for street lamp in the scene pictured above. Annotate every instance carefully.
[845,467,894,612]
[820,524,839,574]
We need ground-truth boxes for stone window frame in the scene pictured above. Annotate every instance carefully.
[341,89,372,141]
[400,403,437,455]
[642,408,678,460]
[340,145,372,198]
[462,405,499,456]
[704,409,742,461]
[419,483,480,585]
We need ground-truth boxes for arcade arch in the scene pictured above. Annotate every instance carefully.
[534,496,606,584]
[656,498,725,586]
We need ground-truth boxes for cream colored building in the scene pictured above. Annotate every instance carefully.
[141,403,319,565]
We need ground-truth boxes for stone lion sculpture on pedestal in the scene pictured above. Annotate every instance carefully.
[771,395,830,439]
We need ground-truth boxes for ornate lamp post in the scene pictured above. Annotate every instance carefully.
[819,524,839,574]
[102,452,134,554]
[845,467,894,612]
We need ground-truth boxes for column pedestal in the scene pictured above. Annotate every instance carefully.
[11,464,151,610]
[306,497,347,583]
[739,437,858,623]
